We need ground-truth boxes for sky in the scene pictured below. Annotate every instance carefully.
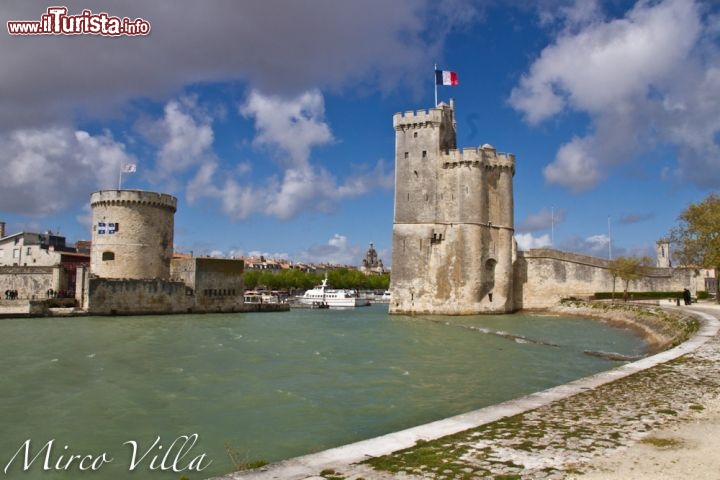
[1,0,719,267]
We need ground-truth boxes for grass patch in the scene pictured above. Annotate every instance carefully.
[319,468,347,480]
[640,436,683,449]
[224,443,268,471]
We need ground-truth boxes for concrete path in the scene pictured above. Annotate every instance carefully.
[211,304,720,480]
[567,304,720,480]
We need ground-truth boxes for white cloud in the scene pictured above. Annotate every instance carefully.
[157,98,214,173]
[510,0,720,190]
[538,0,603,29]
[298,234,364,265]
[186,163,220,204]
[75,205,93,231]
[328,234,348,250]
[190,89,394,220]
[517,207,566,232]
[515,233,552,250]
[560,233,616,257]
[240,90,333,168]
[542,137,600,191]
[143,97,215,184]
[0,126,135,215]
[512,0,700,122]
[586,234,609,248]
[245,250,290,260]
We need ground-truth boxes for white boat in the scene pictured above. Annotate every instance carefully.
[297,277,370,308]
[243,291,280,304]
[369,290,392,304]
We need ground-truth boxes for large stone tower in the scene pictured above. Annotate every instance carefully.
[389,101,516,314]
[90,190,177,279]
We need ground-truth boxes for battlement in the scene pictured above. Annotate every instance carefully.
[485,152,515,171]
[393,102,455,130]
[440,145,515,170]
[91,190,177,212]
[440,148,482,169]
[393,109,442,129]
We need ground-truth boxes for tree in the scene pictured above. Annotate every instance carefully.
[670,193,720,302]
[607,256,653,300]
[243,271,261,290]
[241,266,389,292]
[367,273,391,290]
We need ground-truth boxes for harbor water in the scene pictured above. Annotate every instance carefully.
[0,304,646,479]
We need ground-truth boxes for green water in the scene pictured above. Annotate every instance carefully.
[0,305,645,479]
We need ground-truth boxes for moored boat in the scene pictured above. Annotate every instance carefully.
[297,277,370,308]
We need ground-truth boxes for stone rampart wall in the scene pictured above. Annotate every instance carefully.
[515,249,697,309]
[87,275,247,315]
[88,278,191,314]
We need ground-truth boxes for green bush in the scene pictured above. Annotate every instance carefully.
[593,291,685,300]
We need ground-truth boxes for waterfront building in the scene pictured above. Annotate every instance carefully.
[0,229,88,299]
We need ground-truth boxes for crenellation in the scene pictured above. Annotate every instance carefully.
[440,148,483,169]
[91,190,177,213]
[393,107,447,130]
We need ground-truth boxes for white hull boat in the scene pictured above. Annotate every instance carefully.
[297,277,370,308]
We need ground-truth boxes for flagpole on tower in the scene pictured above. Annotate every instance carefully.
[434,63,438,106]
[118,162,137,190]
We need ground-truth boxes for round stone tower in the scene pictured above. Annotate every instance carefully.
[90,190,177,280]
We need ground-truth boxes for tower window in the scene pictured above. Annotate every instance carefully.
[404,152,409,159]
[413,132,418,138]
[422,150,427,158]
[102,251,115,261]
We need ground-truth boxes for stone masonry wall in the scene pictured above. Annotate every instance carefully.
[88,257,247,315]
[515,249,697,309]
[171,258,245,311]
[87,278,191,315]
[0,266,62,300]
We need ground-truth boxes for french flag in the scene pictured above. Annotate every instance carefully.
[435,70,458,86]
